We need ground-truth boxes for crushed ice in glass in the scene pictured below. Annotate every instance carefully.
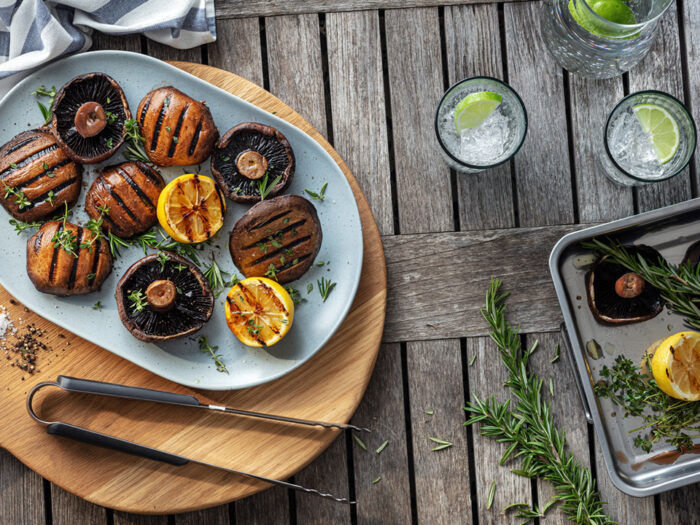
[459,108,511,164]
[608,110,663,177]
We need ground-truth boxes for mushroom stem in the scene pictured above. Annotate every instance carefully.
[75,102,107,138]
[615,272,645,299]
[236,150,268,180]
[146,280,177,312]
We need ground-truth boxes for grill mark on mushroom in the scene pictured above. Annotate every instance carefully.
[250,235,312,266]
[150,101,168,152]
[168,103,189,158]
[139,162,162,186]
[48,223,63,284]
[4,135,39,155]
[276,253,312,274]
[87,240,102,286]
[0,145,59,179]
[67,228,83,290]
[115,166,155,209]
[15,158,73,191]
[250,210,292,231]
[243,219,308,249]
[18,176,80,211]
[188,121,202,156]
[101,178,140,224]
[139,93,153,127]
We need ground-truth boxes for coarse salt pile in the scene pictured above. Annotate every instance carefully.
[0,306,14,340]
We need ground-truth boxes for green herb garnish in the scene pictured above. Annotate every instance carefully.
[128,289,148,313]
[32,85,57,124]
[257,172,283,200]
[198,336,229,374]
[123,118,150,163]
[317,276,336,302]
[305,181,328,201]
[3,184,31,209]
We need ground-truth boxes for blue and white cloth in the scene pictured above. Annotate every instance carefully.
[0,0,216,81]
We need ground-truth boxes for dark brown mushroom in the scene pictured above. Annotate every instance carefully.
[229,194,322,284]
[211,122,295,203]
[0,129,82,221]
[51,72,131,164]
[586,244,665,325]
[136,86,218,166]
[26,221,112,296]
[682,240,700,269]
[115,252,214,342]
[84,161,165,238]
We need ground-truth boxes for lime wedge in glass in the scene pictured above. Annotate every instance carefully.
[454,91,502,133]
[568,0,637,38]
[633,104,681,164]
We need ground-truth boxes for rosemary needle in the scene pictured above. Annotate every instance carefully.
[372,476,381,485]
[353,433,367,451]
[469,354,477,366]
[551,344,560,364]
[429,437,452,451]
[548,377,554,396]
[425,409,434,415]
[486,481,496,510]
[376,440,389,454]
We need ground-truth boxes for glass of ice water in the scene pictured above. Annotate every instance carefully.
[540,0,674,79]
[599,90,696,186]
[434,77,527,174]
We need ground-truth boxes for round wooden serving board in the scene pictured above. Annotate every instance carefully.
[0,62,386,514]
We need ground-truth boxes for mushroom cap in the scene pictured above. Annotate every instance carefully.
[136,86,219,166]
[0,129,82,221]
[51,72,131,164]
[26,221,112,296]
[229,194,322,284]
[85,161,165,238]
[586,244,665,325]
[211,122,295,203]
[115,252,214,342]
[682,240,700,269]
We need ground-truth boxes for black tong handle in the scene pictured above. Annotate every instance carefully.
[56,375,201,407]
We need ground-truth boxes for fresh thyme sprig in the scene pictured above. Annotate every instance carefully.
[463,278,614,524]
[123,118,150,163]
[257,172,283,200]
[593,355,700,452]
[3,183,31,209]
[51,203,77,256]
[317,276,336,302]
[32,85,57,124]
[128,289,148,313]
[9,218,41,234]
[198,336,229,374]
[581,238,700,330]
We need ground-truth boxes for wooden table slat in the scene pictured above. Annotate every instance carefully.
[207,17,265,88]
[684,0,700,194]
[51,484,108,525]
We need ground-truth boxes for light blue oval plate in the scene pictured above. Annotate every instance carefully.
[0,51,363,390]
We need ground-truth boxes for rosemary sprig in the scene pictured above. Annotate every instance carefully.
[32,85,57,124]
[123,118,150,163]
[429,436,453,451]
[593,355,700,452]
[107,231,131,258]
[581,238,700,330]
[463,278,614,524]
[257,172,283,200]
[305,181,328,201]
[128,289,148,313]
[203,258,238,297]
[198,336,229,374]
[317,276,336,302]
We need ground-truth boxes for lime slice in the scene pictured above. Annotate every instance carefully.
[632,104,681,164]
[568,0,637,38]
[454,91,502,133]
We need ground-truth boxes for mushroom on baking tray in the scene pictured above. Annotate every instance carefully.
[0,129,82,221]
[229,194,322,284]
[84,161,165,238]
[115,252,214,342]
[682,240,700,268]
[211,122,295,203]
[26,221,112,296]
[136,86,218,166]
[586,245,665,325]
[51,73,131,164]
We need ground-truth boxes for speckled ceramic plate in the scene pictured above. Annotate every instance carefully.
[0,51,363,390]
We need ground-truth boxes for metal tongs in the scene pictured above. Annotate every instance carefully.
[27,375,370,504]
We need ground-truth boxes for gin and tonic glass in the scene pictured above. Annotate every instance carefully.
[540,0,674,79]
[434,77,527,174]
[599,90,696,186]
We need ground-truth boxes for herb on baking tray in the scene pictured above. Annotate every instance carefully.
[257,172,283,201]
[3,184,31,209]
[593,355,700,453]
[9,218,41,234]
[317,276,336,302]
[123,118,150,163]
[128,289,148,313]
[32,85,56,125]
[463,278,613,524]
[198,336,229,374]
[582,238,700,330]
[305,181,328,201]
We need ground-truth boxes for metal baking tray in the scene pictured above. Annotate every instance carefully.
[549,197,700,497]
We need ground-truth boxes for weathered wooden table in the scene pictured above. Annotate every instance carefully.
[2,1,699,524]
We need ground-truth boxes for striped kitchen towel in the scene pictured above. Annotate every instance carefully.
[0,0,216,80]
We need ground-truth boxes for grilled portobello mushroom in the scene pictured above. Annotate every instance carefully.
[229,195,322,284]
[27,221,112,296]
[211,122,295,203]
[85,161,165,238]
[51,72,131,164]
[0,129,82,222]
[116,252,214,342]
[137,86,218,166]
